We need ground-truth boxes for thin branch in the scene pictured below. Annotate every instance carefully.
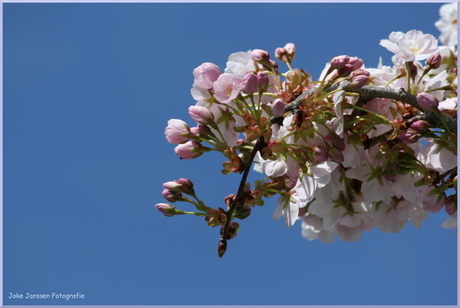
[219,136,265,253]
[281,85,457,134]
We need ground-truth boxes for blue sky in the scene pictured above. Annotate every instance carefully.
[3,2,457,306]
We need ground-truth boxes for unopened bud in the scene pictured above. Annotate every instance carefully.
[155,203,176,217]
[426,52,442,70]
[163,181,182,192]
[348,56,364,70]
[217,240,227,258]
[311,145,328,164]
[272,99,286,117]
[251,49,270,63]
[284,43,296,57]
[417,92,439,112]
[257,72,270,92]
[275,47,288,61]
[409,120,429,133]
[242,73,258,94]
[398,129,419,143]
[188,105,214,124]
[330,55,350,69]
[176,178,194,195]
[336,64,354,77]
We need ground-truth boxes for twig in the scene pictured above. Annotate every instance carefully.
[219,136,265,255]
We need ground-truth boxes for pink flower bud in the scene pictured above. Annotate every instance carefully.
[155,203,175,217]
[330,55,350,69]
[242,73,258,94]
[193,62,222,89]
[311,145,328,164]
[174,141,204,159]
[284,43,296,56]
[410,120,429,132]
[163,181,182,192]
[188,106,214,124]
[272,98,285,117]
[176,178,194,195]
[348,57,364,70]
[417,92,439,111]
[426,52,442,70]
[348,69,370,89]
[257,72,269,91]
[251,49,270,63]
[337,64,354,77]
[275,47,287,61]
[164,119,190,144]
[162,188,182,202]
[398,129,419,143]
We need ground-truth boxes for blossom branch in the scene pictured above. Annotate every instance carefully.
[219,136,265,257]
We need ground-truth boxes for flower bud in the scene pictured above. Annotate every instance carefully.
[272,98,286,117]
[257,72,269,92]
[426,52,442,70]
[164,119,190,144]
[163,181,182,192]
[217,240,227,258]
[284,43,296,57]
[155,203,176,217]
[242,73,258,94]
[336,64,354,77]
[193,62,222,89]
[311,145,328,164]
[188,106,214,124]
[251,49,270,63]
[162,188,183,202]
[330,55,350,69]
[398,129,419,143]
[417,92,439,111]
[348,69,370,89]
[174,141,204,159]
[348,56,364,70]
[409,120,429,133]
[275,47,288,61]
[176,178,194,195]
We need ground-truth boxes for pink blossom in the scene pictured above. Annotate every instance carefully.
[224,51,256,78]
[257,72,269,92]
[188,105,213,124]
[348,56,364,70]
[417,92,438,111]
[251,49,270,63]
[213,73,242,104]
[164,119,190,144]
[174,141,204,159]
[242,73,258,94]
[380,30,439,61]
[271,99,285,117]
[418,142,457,173]
[155,203,175,217]
[193,62,222,89]
[330,55,350,69]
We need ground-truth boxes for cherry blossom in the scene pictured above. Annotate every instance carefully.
[213,73,243,104]
[379,29,439,61]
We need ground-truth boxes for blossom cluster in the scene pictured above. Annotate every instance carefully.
[157,3,457,256]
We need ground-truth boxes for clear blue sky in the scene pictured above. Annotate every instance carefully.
[3,2,457,306]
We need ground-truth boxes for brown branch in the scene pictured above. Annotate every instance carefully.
[279,85,456,134]
[219,136,265,257]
